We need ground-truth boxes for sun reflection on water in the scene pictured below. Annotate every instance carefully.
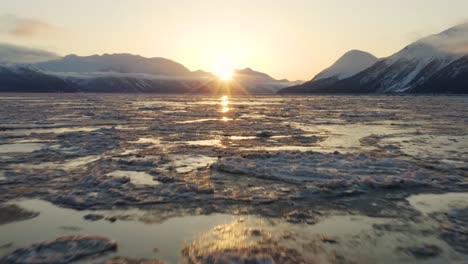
[220,95,230,114]
[221,96,229,106]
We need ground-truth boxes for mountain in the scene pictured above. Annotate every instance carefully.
[280,23,468,94]
[279,50,378,94]
[313,50,378,81]
[35,53,192,76]
[31,54,297,94]
[0,65,77,92]
[0,43,59,64]
[230,68,298,94]
[353,22,468,93]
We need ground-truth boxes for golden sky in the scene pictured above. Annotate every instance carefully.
[2,0,468,80]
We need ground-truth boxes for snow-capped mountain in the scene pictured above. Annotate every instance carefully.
[360,22,468,93]
[280,23,468,94]
[313,50,378,81]
[278,50,378,93]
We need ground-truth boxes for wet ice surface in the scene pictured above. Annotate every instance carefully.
[0,93,467,263]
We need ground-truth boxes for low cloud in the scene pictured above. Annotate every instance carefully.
[0,14,57,38]
[0,43,59,64]
[418,22,468,55]
[46,71,211,81]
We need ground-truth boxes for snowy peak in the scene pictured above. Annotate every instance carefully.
[313,50,378,81]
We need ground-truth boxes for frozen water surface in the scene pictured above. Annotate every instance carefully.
[0,94,467,263]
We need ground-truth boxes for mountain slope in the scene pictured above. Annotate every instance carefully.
[411,55,468,93]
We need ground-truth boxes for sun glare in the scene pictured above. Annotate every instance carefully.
[215,68,233,80]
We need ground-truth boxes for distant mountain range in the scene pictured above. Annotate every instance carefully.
[0,48,299,94]
[279,23,468,94]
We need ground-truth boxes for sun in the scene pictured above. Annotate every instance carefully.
[215,67,233,81]
[213,58,234,81]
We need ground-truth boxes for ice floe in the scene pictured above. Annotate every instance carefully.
[214,151,443,185]
[107,170,160,186]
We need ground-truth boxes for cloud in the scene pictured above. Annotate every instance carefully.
[46,71,210,81]
[0,43,59,64]
[417,22,468,55]
[0,14,57,38]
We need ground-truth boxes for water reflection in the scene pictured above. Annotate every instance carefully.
[0,199,237,263]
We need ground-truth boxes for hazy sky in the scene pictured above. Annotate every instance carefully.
[1,0,468,80]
